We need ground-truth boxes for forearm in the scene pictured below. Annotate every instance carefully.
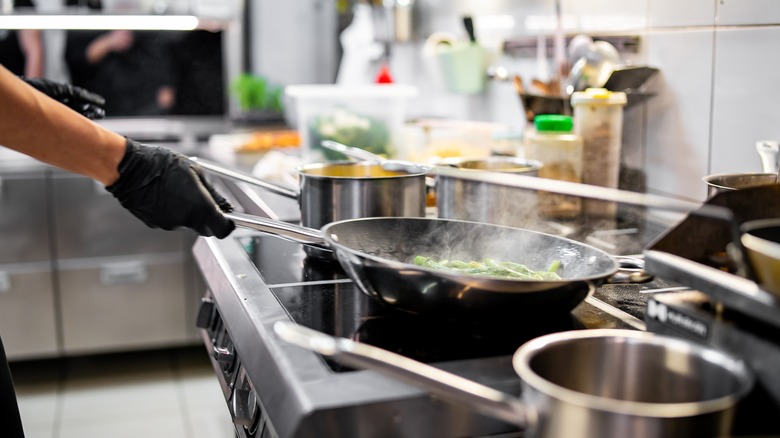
[18,30,44,78]
[85,34,115,64]
[0,66,125,185]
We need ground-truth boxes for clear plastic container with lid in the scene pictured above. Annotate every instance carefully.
[524,115,583,218]
[571,88,627,216]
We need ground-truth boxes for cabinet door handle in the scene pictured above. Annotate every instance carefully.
[99,261,148,286]
[0,271,10,294]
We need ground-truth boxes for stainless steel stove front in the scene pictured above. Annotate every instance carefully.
[193,232,532,438]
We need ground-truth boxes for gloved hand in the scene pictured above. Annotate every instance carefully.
[22,77,106,120]
[106,139,236,238]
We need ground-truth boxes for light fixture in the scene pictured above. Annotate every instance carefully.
[0,14,200,30]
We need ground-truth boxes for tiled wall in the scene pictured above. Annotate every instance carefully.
[387,0,780,201]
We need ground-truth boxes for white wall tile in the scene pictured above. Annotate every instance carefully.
[710,27,780,174]
[717,0,780,26]
[561,0,648,32]
[643,30,715,200]
[649,0,716,28]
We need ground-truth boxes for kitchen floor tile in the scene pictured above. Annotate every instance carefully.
[11,346,234,438]
[57,414,186,438]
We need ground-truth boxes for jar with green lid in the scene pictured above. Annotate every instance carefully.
[524,114,583,218]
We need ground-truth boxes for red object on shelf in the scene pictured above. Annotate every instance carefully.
[375,64,394,84]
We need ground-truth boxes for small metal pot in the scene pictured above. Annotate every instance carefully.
[194,158,427,259]
[436,156,542,228]
[703,140,780,196]
[702,172,777,197]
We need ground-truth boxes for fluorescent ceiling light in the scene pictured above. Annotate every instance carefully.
[0,14,200,30]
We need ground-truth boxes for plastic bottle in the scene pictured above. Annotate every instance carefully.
[524,115,583,218]
[570,88,627,216]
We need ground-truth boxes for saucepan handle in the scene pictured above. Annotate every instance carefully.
[190,157,299,200]
[273,321,536,429]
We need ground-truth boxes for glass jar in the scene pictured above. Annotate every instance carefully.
[524,115,583,218]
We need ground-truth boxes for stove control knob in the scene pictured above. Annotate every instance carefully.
[212,346,234,369]
[196,298,215,329]
[231,388,259,428]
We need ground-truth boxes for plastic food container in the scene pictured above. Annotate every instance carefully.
[285,84,418,163]
[571,88,627,215]
[525,115,583,218]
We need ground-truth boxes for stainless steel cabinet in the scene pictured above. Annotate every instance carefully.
[51,173,182,258]
[0,170,52,263]
[58,255,189,354]
[51,172,198,355]
[0,168,59,360]
[0,166,202,359]
[0,263,59,360]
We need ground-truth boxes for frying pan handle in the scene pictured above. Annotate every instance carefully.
[190,157,299,200]
[273,321,536,430]
[225,212,329,249]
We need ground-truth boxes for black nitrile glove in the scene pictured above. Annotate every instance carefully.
[22,77,106,120]
[106,139,236,238]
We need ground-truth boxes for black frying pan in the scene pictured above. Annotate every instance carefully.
[227,213,619,321]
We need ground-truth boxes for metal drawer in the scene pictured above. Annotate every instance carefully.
[0,263,59,360]
[51,173,183,259]
[58,254,190,354]
[0,171,52,263]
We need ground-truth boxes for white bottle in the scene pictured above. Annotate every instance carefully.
[336,3,384,86]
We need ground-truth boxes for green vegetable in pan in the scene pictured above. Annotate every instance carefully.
[413,256,562,280]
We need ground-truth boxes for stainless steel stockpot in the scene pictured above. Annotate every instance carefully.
[435,156,542,228]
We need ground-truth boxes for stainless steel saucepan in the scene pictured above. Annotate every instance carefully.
[702,140,780,196]
[274,322,754,438]
[192,157,427,258]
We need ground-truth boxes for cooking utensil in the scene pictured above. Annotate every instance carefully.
[740,218,780,298]
[756,140,780,174]
[702,140,780,196]
[226,212,627,320]
[274,322,754,438]
[193,157,427,258]
[564,40,619,95]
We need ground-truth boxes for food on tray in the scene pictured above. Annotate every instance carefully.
[236,130,300,153]
[413,256,562,280]
[309,109,391,160]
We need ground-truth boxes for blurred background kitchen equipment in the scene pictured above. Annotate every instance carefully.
[430,15,487,94]
[514,35,658,123]
[285,84,418,163]
[564,40,619,95]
